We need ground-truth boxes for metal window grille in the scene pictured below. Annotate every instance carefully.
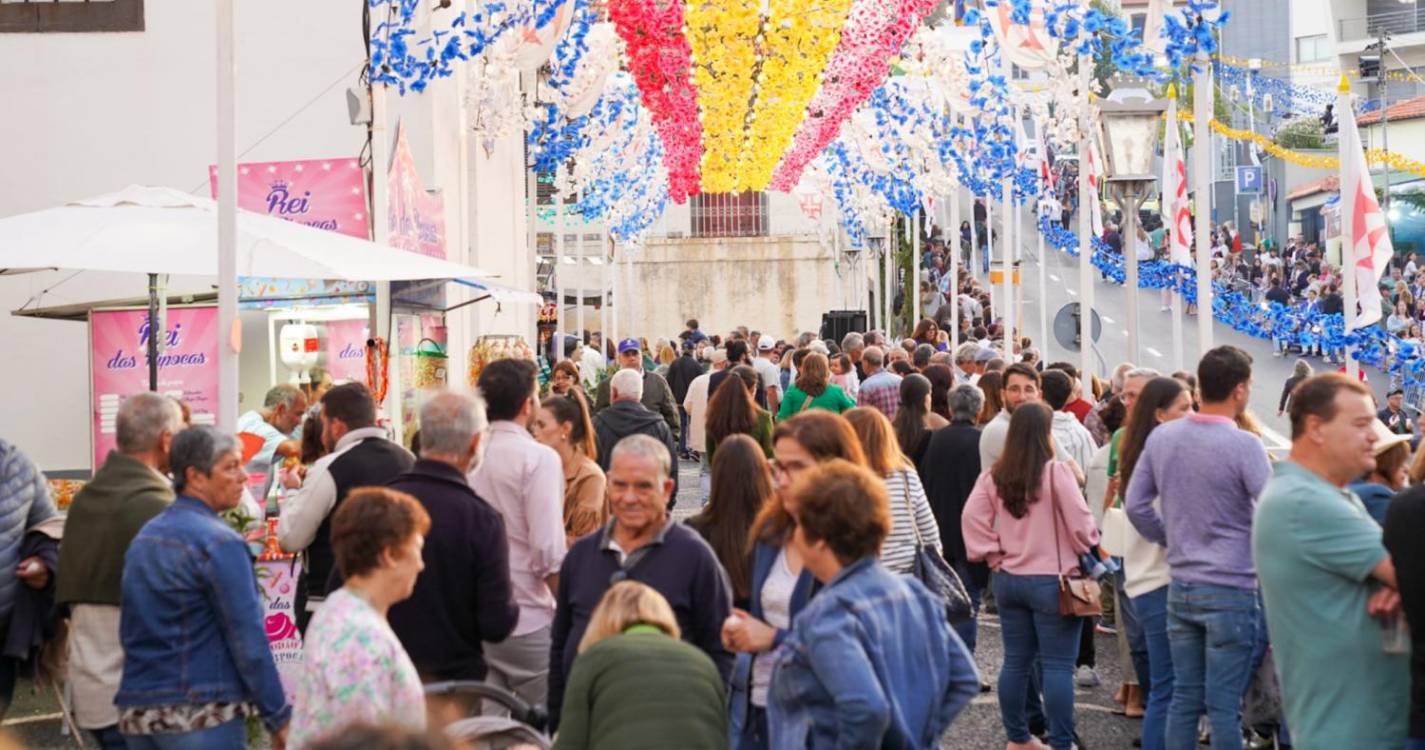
[0,0,144,33]
[690,192,768,238]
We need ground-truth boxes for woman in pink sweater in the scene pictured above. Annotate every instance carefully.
[962,402,1099,750]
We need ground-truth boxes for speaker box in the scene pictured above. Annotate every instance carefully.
[820,310,868,343]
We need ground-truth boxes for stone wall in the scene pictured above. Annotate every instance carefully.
[617,235,838,341]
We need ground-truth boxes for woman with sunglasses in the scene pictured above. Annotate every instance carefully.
[721,411,865,750]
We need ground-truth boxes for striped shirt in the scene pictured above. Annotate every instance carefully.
[881,469,943,574]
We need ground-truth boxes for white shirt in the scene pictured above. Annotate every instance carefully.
[236,410,287,478]
[979,409,1070,471]
[753,356,782,397]
[1051,411,1096,481]
[750,550,796,707]
[683,371,715,453]
[578,346,605,387]
[278,426,392,555]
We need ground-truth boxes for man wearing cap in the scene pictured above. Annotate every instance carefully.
[594,339,680,439]
[752,336,783,415]
[1379,389,1415,437]
[665,340,704,460]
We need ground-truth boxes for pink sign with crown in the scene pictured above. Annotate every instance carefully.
[208,158,369,240]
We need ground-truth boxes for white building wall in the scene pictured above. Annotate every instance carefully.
[0,0,531,471]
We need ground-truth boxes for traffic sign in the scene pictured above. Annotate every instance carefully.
[1236,165,1263,195]
[1053,303,1102,352]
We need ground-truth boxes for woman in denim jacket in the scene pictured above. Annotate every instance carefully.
[765,460,979,749]
[116,427,291,749]
[721,412,865,750]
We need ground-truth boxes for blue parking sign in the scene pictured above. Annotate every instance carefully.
[1236,165,1263,194]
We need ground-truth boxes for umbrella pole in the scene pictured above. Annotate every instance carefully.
[148,272,159,392]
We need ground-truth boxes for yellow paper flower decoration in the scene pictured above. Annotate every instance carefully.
[687,0,763,194]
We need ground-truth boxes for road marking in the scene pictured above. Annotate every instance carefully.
[1122,329,1130,337]
[1101,315,1115,324]
[1145,347,1163,358]
[1049,274,1060,283]
[1068,288,1078,296]
[1259,424,1291,451]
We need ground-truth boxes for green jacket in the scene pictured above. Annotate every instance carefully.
[553,630,727,750]
[775,383,857,421]
[56,452,174,607]
[704,409,775,468]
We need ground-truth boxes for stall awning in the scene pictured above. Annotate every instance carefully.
[453,278,545,306]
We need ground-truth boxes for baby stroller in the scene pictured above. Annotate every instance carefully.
[424,681,551,750]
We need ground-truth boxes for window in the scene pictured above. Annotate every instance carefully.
[1296,34,1330,63]
[690,192,768,238]
[1130,13,1147,34]
[0,0,143,33]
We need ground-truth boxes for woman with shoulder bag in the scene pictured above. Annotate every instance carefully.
[962,402,1100,750]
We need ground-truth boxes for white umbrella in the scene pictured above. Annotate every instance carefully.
[0,184,495,280]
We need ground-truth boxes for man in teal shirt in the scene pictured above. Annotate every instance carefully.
[1254,373,1406,750]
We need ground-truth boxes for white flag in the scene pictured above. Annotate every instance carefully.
[1162,97,1193,265]
[1339,95,1394,329]
[1084,137,1105,238]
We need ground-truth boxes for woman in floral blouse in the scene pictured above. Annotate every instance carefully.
[289,488,431,749]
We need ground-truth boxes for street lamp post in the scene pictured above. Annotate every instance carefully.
[1099,86,1167,365]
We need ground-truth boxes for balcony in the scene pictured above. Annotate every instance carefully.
[1339,7,1425,42]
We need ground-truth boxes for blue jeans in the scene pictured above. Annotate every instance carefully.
[1134,585,1173,750]
[1115,567,1150,688]
[993,572,1081,750]
[950,558,982,654]
[1165,580,1259,750]
[123,720,246,749]
[91,726,127,750]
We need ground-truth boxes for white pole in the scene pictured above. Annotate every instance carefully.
[1194,50,1214,358]
[912,211,921,327]
[1078,54,1096,397]
[1339,75,1360,380]
[1001,48,1014,357]
[950,184,961,344]
[1123,190,1141,364]
[216,0,238,430]
[577,205,587,350]
[884,227,894,338]
[555,177,565,362]
[1038,199,1049,356]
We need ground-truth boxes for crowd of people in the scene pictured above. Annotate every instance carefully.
[0,292,1423,750]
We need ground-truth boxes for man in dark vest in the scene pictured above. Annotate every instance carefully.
[278,382,413,630]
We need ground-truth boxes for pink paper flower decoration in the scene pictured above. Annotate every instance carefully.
[609,0,703,202]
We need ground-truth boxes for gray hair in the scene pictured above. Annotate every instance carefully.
[610,369,644,401]
[1292,359,1313,378]
[1110,362,1135,391]
[116,392,183,454]
[170,426,240,494]
[1124,367,1161,383]
[862,346,885,368]
[953,343,981,365]
[610,434,671,480]
[263,384,304,410]
[949,384,985,423]
[808,339,829,355]
[418,390,487,457]
[841,332,865,353]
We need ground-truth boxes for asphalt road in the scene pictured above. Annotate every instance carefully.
[1004,208,1394,455]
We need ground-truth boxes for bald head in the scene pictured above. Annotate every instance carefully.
[862,346,885,370]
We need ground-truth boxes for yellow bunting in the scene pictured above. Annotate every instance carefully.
[686,0,763,194]
[734,0,853,192]
[1170,109,1425,180]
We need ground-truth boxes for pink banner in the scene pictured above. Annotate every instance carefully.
[209,158,369,239]
[388,124,448,259]
[257,558,304,700]
[89,306,219,470]
[324,319,370,383]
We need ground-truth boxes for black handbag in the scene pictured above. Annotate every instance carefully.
[899,471,973,624]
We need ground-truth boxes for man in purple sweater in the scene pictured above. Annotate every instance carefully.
[1125,346,1271,750]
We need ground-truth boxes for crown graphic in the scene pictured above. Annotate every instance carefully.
[269,178,290,191]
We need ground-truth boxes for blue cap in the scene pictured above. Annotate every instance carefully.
[618,338,641,354]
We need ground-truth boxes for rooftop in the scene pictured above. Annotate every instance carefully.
[1357,96,1425,126]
